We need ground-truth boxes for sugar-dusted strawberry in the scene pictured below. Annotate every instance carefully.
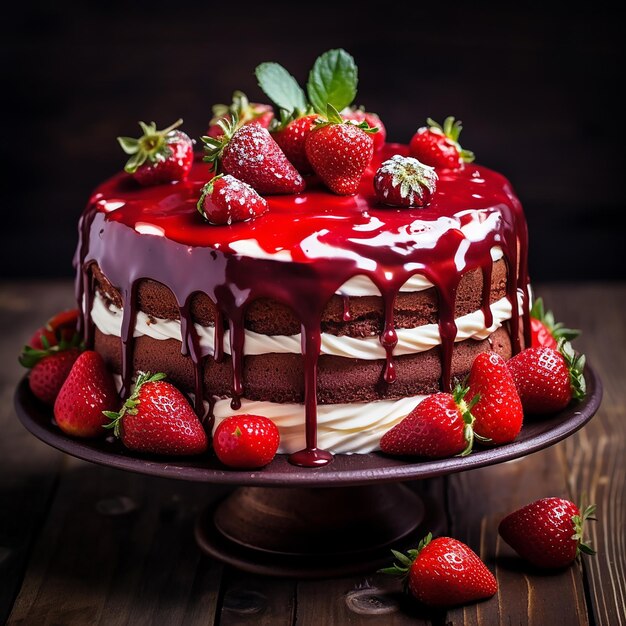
[530,297,580,349]
[342,108,386,152]
[272,114,319,174]
[197,174,269,225]
[117,119,194,186]
[507,341,586,414]
[380,533,497,607]
[305,105,375,195]
[409,116,474,170]
[499,497,596,569]
[206,90,274,138]
[467,352,523,444]
[380,386,479,458]
[53,350,118,437]
[202,120,305,195]
[213,414,280,469]
[28,309,79,350]
[374,154,438,208]
[105,371,208,456]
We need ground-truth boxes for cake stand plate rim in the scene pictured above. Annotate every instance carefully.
[13,364,602,487]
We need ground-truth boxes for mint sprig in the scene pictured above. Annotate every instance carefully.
[307,49,358,115]
[255,62,308,117]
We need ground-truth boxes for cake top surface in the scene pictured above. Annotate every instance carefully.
[90,143,519,267]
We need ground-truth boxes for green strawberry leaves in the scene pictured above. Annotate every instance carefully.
[255,63,308,117]
[307,49,358,115]
[255,48,358,119]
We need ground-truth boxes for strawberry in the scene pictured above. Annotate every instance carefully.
[467,352,523,444]
[197,174,269,225]
[380,533,497,607]
[305,105,375,195]
[206,90,274,138]
[499,497,596,569]
[213,414,280,469]
[202,120,305,195]
[28,309,79,350]
[53,350,118,437]
[117,119,194,186]
[105,372,208,455]
[507,341,586,414]
[20,322,83,404]
[380,386,479,458]
[28,349,81,405]
[272,114,319,174]
[374,154,438,208]
[530,297,580,349]
[342,108,386,152]
[409,116,474,170]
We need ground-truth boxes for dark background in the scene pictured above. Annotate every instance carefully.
[2,3,624,281]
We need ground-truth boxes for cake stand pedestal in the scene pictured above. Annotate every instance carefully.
[14,366,602,578]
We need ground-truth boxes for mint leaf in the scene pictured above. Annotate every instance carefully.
[255,62,308,115]
[307,49,358,115]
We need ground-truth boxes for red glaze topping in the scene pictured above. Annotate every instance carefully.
[75,143,530,467]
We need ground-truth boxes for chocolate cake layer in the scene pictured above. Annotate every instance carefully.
[91,258,507,338]
[95,326,512,404]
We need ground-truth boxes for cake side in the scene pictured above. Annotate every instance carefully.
[75,144,530,457]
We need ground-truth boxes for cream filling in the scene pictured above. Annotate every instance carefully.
[91,289,521,359]
[212,395,428,454]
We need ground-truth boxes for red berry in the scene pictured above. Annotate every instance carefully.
[117,120,194,186]
[207,91,274,137]
[28,308,80,350]
[529,297,580,349]
[106,372,208,456]
[380,388,477,458]
[203,122,305,195]
[341,109,386,152]
[305,108,374,195]
[197,174,269,225]
[467,352,523,444]
[272,114,318,174]
[381,533,497,607]
[530,318,558,349]
[373,154,438,207]
[213,414,280,469]
[499,497,596,568]
[409,116,474,170]
[29,349,81,405]
[507,344,586,414]
[54,351,118,437]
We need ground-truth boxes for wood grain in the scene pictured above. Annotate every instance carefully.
[541,284,626,626]
[0,282,72,624]
[1,281,625,625]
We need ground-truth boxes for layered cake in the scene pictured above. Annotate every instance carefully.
[76,143,530,466]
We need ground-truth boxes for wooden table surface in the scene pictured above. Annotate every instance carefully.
[1,281,624,625]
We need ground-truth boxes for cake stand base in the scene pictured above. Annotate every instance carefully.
[194,483,445,578]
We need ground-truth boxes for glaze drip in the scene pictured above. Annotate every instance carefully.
[74,144,531,467]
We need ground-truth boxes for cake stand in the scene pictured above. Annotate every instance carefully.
[14,366,602,578]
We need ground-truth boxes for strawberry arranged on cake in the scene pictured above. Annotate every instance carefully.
[19,48,587,471]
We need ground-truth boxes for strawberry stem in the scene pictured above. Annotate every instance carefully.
[103,371,167,437]
[19,333,83,369]
[201,114,240,174]
[117,119,183,174]
[572,500,597,558]
[558,339,587,400]
[378,532,432,577]
[531,297,581,343]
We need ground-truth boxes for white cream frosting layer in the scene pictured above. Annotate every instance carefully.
[91,290,520,359]
[212,395,428,454]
